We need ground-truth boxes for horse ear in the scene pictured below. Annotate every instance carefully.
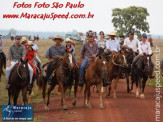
[119,50,121,54]
[150,53,153,56]
[26,58,28,62]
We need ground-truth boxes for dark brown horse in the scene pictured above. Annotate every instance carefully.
[8,59,30,105]
[84,56,108,109]
[38,50,79,110]
[106,49,128,98]
[0,56,4,82]
[0,52,6,82]
[132,54,153,98]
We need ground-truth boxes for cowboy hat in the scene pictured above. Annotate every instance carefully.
[108,31,117,36]
[105,36,110,39]
[27,41,34,46]
[52,35,64,42]
[21,37,27,43]
[65,38,72,42]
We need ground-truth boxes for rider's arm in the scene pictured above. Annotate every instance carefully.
[22,46,26,61]
[147,42,152,55]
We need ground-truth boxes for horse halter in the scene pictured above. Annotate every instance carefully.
[112,55,128,68]
[17,62,26,80]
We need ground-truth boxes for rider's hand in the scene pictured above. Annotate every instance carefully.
[7,61,11,67]
[112,51,116,55]
[92,54,97,58]
[50,59,54,62]
[141,53,144,56]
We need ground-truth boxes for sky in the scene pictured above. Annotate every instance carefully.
[0,0,163,35]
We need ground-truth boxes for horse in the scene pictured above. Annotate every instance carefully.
[123,49,135,93]
[38,50,79,110]
[10,36,14,41]
[0,52,6,81]
[8,59,30,105]
[83,56,108,109]
[131,54,153,98]
[106,49,128,98]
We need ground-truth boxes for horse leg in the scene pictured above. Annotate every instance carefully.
[8,89,11,105]
[86,85,91,108]
[46,84,54,110]
[60,84,68,110]
[72,78,78,106]
[13,89,20,105]
[113,78,119,99]
[140,77,147,99]
[97,83,103,109]
[84,84,88,106]
[135,75,139,98]
[126,72,130,93]
[43,80,48,109]
[22,87,28,105]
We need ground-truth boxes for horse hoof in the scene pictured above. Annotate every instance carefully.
[113,96,117,99]
[140,94,145,99]
[62,106,68,110]
[99,105,103,109]
[130,90,134,93]
[136,94,139,98]
[45,106,49,111]
[87,105,91,108]
[72,101,76,106]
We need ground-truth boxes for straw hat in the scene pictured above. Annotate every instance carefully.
[27,41,34,46]
[21,37,27,43]
[105,36,110,39]
[65,38,72,42]
[52,35,64,42]
[108,31,117,36]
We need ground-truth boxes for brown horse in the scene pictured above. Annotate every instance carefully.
[84,56,108,109]
[8,59,30,105]
[39,50,79,110]
[106,49,128,98]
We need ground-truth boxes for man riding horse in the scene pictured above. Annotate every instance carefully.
[6,36,34,90]
[132,33,154,79]
[45,35,66,85]
[79,32,98,86]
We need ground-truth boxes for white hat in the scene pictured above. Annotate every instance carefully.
[21,37,27,43]
[65,38,72,42]
[108,31,116,36]
[27,41,34,46]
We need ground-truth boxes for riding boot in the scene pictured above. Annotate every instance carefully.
[6,84,11,89]
[103,79,108,87]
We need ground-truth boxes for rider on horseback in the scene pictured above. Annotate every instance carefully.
[123,31,139,55]
[6,36,34,90]
[106,31,120,54]
[45,35,66,85]
[132,33,154,79]
[79,32,98,86]
[0,35,6,69]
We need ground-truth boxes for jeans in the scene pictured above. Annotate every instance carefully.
[79,59,88,83]
[6,61,33,84]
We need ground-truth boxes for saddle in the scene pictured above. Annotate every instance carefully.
[85,58,95,69]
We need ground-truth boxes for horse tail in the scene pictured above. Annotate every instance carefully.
[37,75,45,90]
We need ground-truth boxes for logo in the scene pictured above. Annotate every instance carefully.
[2,105,33,121]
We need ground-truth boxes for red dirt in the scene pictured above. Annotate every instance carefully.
[33,79,163,122]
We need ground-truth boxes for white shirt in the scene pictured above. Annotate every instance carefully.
[138,41,152,55]
[106,39,120,52]
[32,44,38,51]
[124,38,139,52]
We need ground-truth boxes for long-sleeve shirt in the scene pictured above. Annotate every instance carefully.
[8,44,26,61]
[123,38,139,52]
[106,39,120,52]
[138,41,152,55]
[80,42,98,60]
[0,39,4,53]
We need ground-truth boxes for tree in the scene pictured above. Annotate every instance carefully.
[112,6,150,38]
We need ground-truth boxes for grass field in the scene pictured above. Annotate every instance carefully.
[0,38,162,121]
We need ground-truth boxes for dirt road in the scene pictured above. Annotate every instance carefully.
[34,79,163,122]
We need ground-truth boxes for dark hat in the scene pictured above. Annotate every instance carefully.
[129,31,134,35]
[15,35,22,40]
[120,35,125,38]
[142,33,147,38]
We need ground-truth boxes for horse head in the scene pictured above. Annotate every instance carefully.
[18,59,29,81]
[125,49,135,65]
[65,49,73,68]
[98,56,108,81]
[113,49,128,68]
[142,53,153,77]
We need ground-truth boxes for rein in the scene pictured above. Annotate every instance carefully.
[112,55,126,68]
[17,63,23,79]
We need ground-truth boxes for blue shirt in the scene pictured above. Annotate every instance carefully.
[106,39,120,52]
[32,44,38,51]
[45,44,66,59]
